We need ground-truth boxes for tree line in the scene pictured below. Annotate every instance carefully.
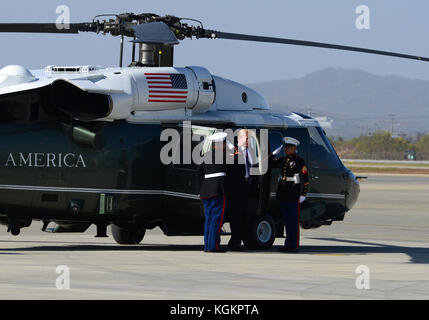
[330,131,429,160]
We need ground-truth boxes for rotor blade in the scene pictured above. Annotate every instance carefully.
[0,23,93,34]
[213,31,429,62]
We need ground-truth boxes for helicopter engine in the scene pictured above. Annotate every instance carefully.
[101,66,269,119]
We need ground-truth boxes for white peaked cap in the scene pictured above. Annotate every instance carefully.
[208,132,227,142]
[283,137,300,146]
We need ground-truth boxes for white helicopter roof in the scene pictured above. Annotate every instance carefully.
[0,64,321,129]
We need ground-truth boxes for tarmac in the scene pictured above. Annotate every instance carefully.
[0,174,429,300]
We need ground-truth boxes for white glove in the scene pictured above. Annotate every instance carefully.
[272,145,283,156]
[299,196,306,203]
[226,140,235,150]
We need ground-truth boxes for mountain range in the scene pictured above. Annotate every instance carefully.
[247,68,429,139]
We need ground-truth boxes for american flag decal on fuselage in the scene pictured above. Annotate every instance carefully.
[145,73,188,103]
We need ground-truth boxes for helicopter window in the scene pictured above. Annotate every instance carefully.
[173,126,216,170]
[269,131,286,158]
[308,126,342,170]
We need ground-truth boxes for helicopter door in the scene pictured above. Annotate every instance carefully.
[246,129,265,217]
[267,130,286,198]
[307,126,347,218]
[162,124,216,235]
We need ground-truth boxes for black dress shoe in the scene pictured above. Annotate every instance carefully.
[279,247,299,253]
[207,248,227,253]
[228,245,245,252]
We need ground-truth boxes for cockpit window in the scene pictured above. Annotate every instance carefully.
[308,126,342,169]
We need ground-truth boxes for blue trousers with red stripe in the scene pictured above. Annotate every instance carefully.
[279,201,300,249]
[202,196,226,251]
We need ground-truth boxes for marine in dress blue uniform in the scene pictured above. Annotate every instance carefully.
[271,137,309,252]
[196,132,228,252]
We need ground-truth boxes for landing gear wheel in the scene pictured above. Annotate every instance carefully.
[10,227,20,236]
[243,215,276,250]
[111,225,145,245]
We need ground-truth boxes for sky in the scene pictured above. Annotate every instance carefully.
[1,0,429,84]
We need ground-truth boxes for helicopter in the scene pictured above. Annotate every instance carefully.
[0,12,427,249]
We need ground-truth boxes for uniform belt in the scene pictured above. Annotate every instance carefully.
[284,174,301,184]
[205,172,226,178]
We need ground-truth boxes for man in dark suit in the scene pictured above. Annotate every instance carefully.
[196,132,228,253]
[226,129,255,251]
